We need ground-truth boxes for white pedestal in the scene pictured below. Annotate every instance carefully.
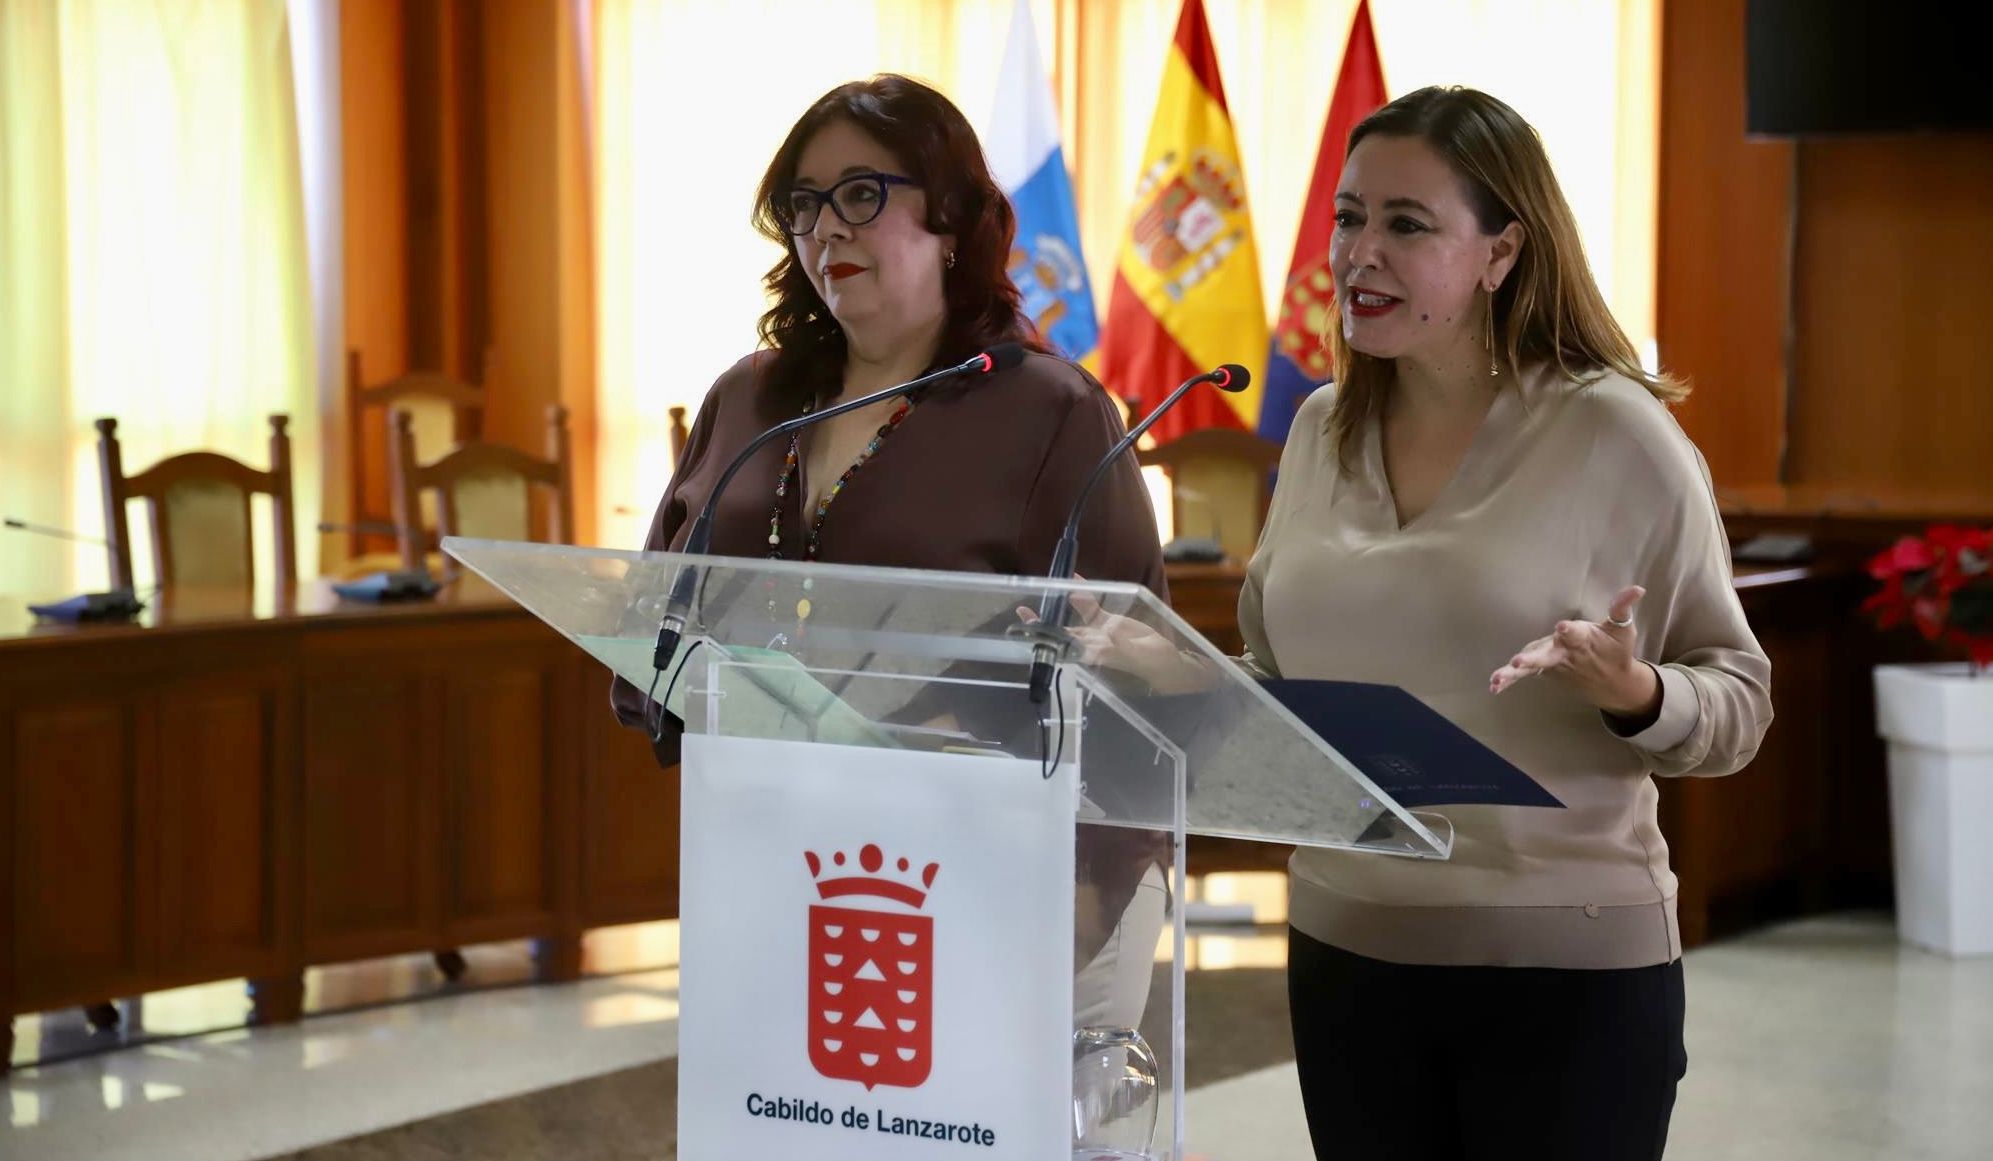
[1874,663,1993,957]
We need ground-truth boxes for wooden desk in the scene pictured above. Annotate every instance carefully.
[1163,560,1882,945]
[0,555,1893,1070]
[0,580,675,1072]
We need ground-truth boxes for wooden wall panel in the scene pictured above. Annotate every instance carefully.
[554,0,599,547]
[1656,0,1792,490]
[1787,137,1993,498]
[336,0,596,550]
[1659,0,1993,517]
[1,691,12,1065]
[339,0,412,562]
[156,675,292,981]
[1657,575,1843,945]
[404,0,490,379]
[9,697,149,1009]
[483,0,598,546]
[302,673,440,962]
[445,657,556,938]
[581,691,680,927]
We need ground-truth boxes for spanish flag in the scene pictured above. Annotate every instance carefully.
[1097,0,1268,444]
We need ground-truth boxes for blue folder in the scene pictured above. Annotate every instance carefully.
[1261,678,1564,810]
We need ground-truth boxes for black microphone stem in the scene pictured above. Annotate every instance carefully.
[3,517,108,547]
[1027,363,1247,704]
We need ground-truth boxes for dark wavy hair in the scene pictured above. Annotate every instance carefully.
[751,74,1047,403]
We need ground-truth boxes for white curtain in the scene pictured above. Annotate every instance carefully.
[0,0,320,599]
[591,0,1024,552]
[590,0,1659,551]
[288,0,346,573]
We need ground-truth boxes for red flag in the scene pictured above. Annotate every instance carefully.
[1261,0,1387,442]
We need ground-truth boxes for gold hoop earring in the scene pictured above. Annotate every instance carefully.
[945,251,956,270]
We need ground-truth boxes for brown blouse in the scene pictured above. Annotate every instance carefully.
[609,347,1169,763]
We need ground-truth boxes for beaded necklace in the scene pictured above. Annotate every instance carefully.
[761,393,915,631]
[767,394,915,562]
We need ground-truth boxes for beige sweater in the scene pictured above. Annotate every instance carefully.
[1244,366,1773,970]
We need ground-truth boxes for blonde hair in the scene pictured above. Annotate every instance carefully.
[1324,86,1685,469]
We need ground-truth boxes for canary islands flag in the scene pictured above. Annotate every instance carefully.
[1262,0,1387,444]
[987,0,1098,364]
[1098,0,1269,443]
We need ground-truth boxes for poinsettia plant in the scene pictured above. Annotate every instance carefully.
[1862,524,1993,672]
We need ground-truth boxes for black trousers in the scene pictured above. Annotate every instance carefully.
[1287,927,1687,1161]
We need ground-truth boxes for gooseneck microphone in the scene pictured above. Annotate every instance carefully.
[3,517,146,621]
[4,517,107,546]
[647,342,1027,678]
[1026,363,1252,704]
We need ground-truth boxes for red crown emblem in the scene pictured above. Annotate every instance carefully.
[805,844,939,909]
[805,843,940,1091]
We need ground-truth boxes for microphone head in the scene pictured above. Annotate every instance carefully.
[977,342,1026,374]
[1212,363,1252,392]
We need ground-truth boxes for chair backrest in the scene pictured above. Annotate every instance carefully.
[669,405,690,466]
[1136,428,1283,563]
[96,415,297,591]
[348,348,487,555]
[388,404,574,574]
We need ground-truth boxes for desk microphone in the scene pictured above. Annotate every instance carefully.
[1025,363,1251,704]
[648,343,1026,677]
[3,516,145,621]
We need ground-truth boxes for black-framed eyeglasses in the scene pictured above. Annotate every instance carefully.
[776,172,919,236]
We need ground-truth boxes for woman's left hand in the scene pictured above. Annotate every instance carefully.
[1016,578,1215,695]
[1489,585,1661,718]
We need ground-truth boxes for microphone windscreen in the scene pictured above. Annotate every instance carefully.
[1215,363,1252,392]
[983,342,1026,373]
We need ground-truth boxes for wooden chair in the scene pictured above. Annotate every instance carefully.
[1136,428,1282,564]
[347,348,488,563]
[388,404,574,576]
[96,415,297,591]
[82,414,294,1029]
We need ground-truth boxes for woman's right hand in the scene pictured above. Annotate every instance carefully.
[1016,583,1215,695]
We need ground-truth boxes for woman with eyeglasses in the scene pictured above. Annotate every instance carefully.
[611,74,1171,1032]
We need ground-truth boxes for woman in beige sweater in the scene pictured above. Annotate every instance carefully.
[1062,85,1772,1159]
[1266,84,1772,1161]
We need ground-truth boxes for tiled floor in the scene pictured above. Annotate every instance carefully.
[1187,913,1993,1161]
[4,883,1990,1161]
[4,925,687,1161]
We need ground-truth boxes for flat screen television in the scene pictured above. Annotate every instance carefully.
[1746,1,1993,135]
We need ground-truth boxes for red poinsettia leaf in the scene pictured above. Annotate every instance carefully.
[1868,530,1993,666]
[1911,596,1950,641]
[1932,526,1993,569]
[1870,536,1937,579]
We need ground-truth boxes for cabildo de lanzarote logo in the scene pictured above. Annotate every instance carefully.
[806,843,938,1091]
